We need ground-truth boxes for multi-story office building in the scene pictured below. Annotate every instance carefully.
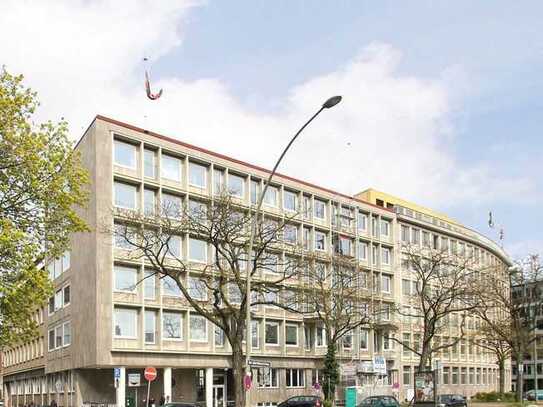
[1,116,511,407]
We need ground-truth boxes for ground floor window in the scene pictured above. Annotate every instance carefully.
[403,366,411,385]
[286,368,305,388]
[254,367,278,388]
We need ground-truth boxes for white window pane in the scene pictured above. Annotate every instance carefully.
[144,149,156,177]
[161,155,181,181]
[228,174,244,197]
[114,182,137,209]
[190,314,207,341]
[163,312,182,339]
[264,186,278,206]
[63,322,71,346]
[114,265,137,292]
[162,193,182,218]
[114,140,136,168]
[188,277,207,300]
[144,189,156,215]
[189,238,207,262]
[114,308,137,338]
[144,311,156,343]
[144,271,156,299]
[162,276,182,297]
[283,191,297,211]
[167,236,182,258]
[189,162,207,188]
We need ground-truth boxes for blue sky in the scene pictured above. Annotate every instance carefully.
[1,0,541,258]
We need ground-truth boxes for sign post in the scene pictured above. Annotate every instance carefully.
[144,367,157,407]
[413,370,436,407]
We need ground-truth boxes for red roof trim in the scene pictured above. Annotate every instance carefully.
[94,115,392,213]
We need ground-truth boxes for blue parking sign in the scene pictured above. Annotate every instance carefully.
[114,368,121,378]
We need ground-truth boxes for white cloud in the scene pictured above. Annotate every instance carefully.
[0,0,535,209]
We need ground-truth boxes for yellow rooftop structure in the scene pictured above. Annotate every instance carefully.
[355,188,461,226]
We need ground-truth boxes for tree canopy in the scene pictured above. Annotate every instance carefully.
[0,68,89,348]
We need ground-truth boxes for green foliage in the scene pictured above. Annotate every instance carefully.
[322,400,333,407]
[0,67,89,348]
[472,392,516,402]
[322,343,339,401]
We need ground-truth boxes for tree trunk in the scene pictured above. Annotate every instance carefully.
[516,353,524,402]
[498,357,505,394]
[231,343,247,407]
[418,345,431,372]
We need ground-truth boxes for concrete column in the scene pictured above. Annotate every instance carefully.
[205,368,213,407]
[116,367,126,407]
[163,368,172,402]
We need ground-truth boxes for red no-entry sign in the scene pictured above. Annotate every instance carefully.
[144,367,157,382]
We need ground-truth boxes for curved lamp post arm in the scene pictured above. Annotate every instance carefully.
[244,96,342,398]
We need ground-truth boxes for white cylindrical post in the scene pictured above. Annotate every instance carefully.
[116,367,126,407]
[205,368,213,407]
[164,368,172,402]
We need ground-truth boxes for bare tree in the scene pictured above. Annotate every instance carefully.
[301,253,374,401]
[395,245,482,371]
[109,193,306,407]
[477,254,543,400]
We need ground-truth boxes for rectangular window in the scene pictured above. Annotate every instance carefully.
[285,324,298,346]
[412,229,420,245]
[190,314,208,342]
[144,189,156,216]
[360,329,369,350]
[403,366,412,385]
[48,330,55,351]
[357,212,367,231]
[337,236,352,256]
[114,308,137,338]
[162,275,182,297]
[161,154,182,182]
[144,149,156,178]
[62,251,70,271]
[48,297,54,315]
[315,231,326,251]
[144,310,156,344]
[403,333,411,356]
[214,325,225,347]
[314,199,326,220]
[286,369,305,388]
[144,270,156,300]
[114,140,136,169]
[63,285,70,306]
[250,180,260,205]
[114,265,137,292]
[255,368,278,388]
[189,162,207,188]
[316,326,327,347]
[304,326,314,350]
[213,169,225,195]
[401,225,410,243]
[251,320,259,349]
[381,247,391,265]
[283,190,297,211]
[114,182,137,209]
[443,367,450,385]
[372,245,378,266]
[161,193,182,218]
[358,241,368,260]
[303,196,311,219]
[265,322,279,345]
[162,312,183,339]
[461,367,467,385]
[284,224,298,244]
[343,331,353,349]
[382,275,391,293]
[188,276,207,300]
[263,185,278,207]
[228,283,242,304]
[167,235,182,258]
[189,238,207,262]
[303,227,311,250]
[228,173,245,197]
[380,220,390,237]
[62,322,71,346]
[54,289,63,311]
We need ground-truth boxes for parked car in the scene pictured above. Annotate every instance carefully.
[437,394,467,407]
[525,390,543,401]
[278,395,322,407]
[358,396,400,407]
[163,403,199,407]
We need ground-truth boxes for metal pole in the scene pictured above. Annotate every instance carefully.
[244,98,341,407]
[535,338,539,398]
[146,381,151,407]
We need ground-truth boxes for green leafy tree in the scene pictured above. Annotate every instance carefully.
[322,343,340,402]
[0,67,89,348]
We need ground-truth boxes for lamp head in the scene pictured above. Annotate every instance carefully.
[323,96,342,109]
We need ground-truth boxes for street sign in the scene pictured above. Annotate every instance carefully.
[128,373,141,387]
[373,356,387,376]
[244,374,252,390]
[114,368,121,378]
[144,367,157,382]
[248,360,271,368]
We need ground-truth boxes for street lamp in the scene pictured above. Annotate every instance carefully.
[243,96,342,404]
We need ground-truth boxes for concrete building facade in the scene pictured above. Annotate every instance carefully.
[2,116,511,407]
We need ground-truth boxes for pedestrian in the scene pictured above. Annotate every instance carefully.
[149,397,156,407]
[50,400,58,407]
[159,395,165,407]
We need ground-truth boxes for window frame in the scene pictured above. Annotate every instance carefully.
[113,308,138,339]
[188,162,207,188]
[114,139,137,170]
[265,321,280,345]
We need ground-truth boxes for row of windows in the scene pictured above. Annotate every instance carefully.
[2,337,44,367]
[47,251,70,281]
[47,321,71,351]
[9,372,75,395]
[403,365,501,386]
[400,224,498,267]
[48,284,70,315]
[401,333,495,360]
[114,139,392,229]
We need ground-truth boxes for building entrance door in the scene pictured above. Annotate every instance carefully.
[212,385,225,407]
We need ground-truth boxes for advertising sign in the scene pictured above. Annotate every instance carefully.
[414,371,436,404]
[373,356,387,376]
